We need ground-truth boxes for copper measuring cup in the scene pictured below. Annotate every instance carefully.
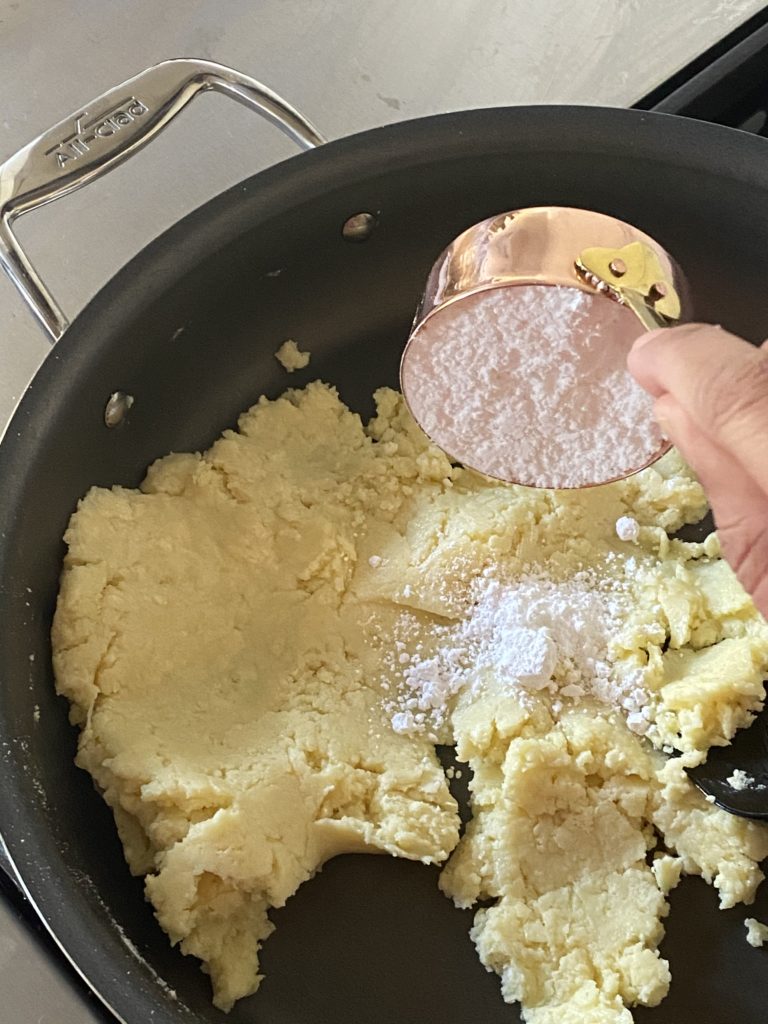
[399,206,687,488]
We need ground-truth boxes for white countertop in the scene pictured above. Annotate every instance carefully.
[0,1,763,1021]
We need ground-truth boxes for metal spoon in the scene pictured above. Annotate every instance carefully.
[686,702,768,819]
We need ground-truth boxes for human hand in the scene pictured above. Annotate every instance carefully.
[628,324,768,619]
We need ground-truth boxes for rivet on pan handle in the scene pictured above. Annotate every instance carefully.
[0,58,326,342]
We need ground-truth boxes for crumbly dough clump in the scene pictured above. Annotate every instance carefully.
[745,917,768,947]
[274,338,310,372]
[53,382,768,1019]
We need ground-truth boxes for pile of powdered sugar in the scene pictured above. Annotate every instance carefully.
[386,569,652,739]
[401,285,664,489]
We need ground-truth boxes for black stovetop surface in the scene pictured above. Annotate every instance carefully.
[636,5,768,131]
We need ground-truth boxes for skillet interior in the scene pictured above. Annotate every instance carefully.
[1,105,768,1024]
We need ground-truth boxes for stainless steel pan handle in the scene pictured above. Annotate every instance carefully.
[0,58,325,342]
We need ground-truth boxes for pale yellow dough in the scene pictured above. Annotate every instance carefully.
[745,917,768,947]
[52,382,768,1020]
[274,338,310,372]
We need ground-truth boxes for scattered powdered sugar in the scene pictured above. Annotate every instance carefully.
[728,769,754,791]
[615,515,641,543]
[68,870,179,1002]
[386,567,651,738]
[727,769,765,792]
[401,285,664,488]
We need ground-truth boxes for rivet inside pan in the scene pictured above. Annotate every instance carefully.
[104,391,134,428]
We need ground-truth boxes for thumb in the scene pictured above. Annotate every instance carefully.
[628,324,768,495]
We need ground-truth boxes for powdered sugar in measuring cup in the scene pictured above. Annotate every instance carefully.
[400,207,684,489]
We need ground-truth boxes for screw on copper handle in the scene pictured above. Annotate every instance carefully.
[575,240,681,332]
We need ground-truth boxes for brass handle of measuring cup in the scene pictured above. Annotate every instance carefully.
[0,58,325,342]
[409,206,683,336]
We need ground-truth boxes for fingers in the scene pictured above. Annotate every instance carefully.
[653,393,768,618]
[629,324,768,617]
[628,324,705,398]
[628,324,768,494]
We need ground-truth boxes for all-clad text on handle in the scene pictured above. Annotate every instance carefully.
[0,58,325,342]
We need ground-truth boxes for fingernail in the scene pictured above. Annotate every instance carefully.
[632,329,665,353]
[632,322,716,354]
